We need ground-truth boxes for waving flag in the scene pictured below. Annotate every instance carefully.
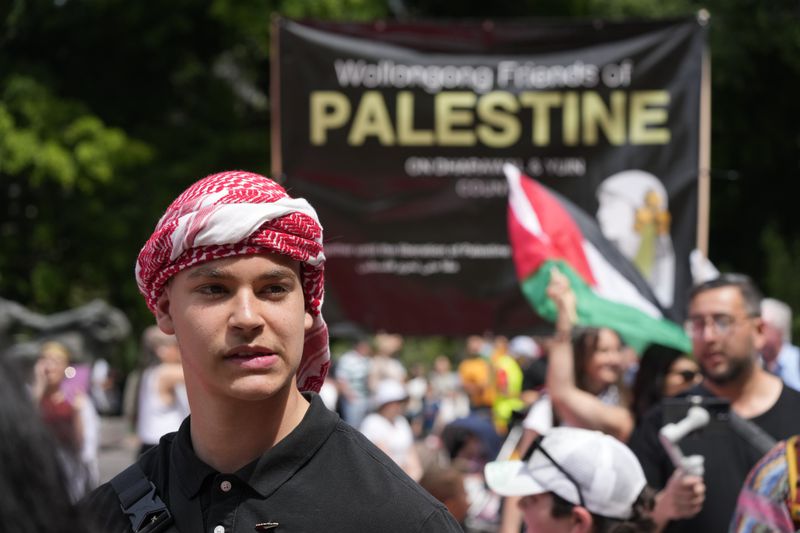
[504,164,690,353]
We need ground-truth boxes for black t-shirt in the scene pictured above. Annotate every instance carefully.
[629,383,800,532]
[82,393,462,533]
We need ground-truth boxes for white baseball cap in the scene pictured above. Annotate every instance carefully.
[371,379,409,410]
[484,427,646,520]
[508,335,540,359]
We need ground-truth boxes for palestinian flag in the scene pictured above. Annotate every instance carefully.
[504,164,691,354]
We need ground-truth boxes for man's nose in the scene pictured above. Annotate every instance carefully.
[700,320,719,342]
[229,290,265,332]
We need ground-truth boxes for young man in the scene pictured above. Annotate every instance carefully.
[83,171,461,532]
[629,274,800,532]
[485,426,655,533]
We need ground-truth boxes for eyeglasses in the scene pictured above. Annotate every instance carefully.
[522,435,585,507]
[683,313,755,338]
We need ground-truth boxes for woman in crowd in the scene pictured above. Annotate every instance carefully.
[0,356,91,532]
[135,325,189,456]
[368,332,407,393]
[501,270,635,533]
[33,340,96,501]
[360,379,423,481]
[519,269,633,446]
[631,344,701,425]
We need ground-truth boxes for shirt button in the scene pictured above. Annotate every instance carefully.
[220,480,232,492]
[214,526,225,533]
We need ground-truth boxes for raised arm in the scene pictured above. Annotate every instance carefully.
[545,268,634,442]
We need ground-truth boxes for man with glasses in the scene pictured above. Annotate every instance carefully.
[485,426,656,532]
[629,273,800,532]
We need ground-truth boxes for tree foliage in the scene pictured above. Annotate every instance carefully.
[0,74,152,312]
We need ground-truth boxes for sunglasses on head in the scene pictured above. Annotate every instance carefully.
[522,435,585,508]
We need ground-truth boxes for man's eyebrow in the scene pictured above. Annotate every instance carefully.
[187,266,228,279]
[257,268,297,280]
[186,265,296,280]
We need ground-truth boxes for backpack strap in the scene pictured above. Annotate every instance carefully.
[109,462,174,533]
[785,435,800,527]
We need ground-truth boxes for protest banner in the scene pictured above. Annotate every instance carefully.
[273,16,707,335]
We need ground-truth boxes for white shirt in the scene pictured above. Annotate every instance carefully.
[359,413,414,469]
[772,343,800,392]
[136,366,190,445]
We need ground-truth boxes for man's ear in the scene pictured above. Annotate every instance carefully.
[304,310,314,331]
[155,289,175,335]
[570,506,593,533]
[752,316,767,352]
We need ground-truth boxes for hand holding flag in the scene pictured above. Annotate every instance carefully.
[504,164,691,354]
[546,267,578,332]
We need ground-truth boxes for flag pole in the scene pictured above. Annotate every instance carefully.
[270,14,283,182]
[696,9,712,258]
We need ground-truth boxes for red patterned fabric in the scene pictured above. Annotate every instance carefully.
[136,170,329,392]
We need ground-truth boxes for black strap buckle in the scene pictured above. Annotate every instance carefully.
[110,463,174,533]
[123,481,173,533]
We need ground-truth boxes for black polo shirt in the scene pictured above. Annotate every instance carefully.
[83,393,462,532]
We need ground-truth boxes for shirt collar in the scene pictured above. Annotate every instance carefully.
[246,393,338,498]
[171,417,216,499]
[171,392,338,500]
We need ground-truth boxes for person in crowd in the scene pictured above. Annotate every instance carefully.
[489,336,525,435]
[368,332,407,392]
[441,415,504,531]
[629,273,800,532]
[33,340,97,502]
[419,465,470,529]
[135,325,189,456]
[501,269,635,533]
[360,379,424,481]
[760,297,800,391]
[442,416,503,475]
[406,361,430,436]
[509,334,547,406]
[458,334,495,416]
[89,356,121,415]
[518,269,633,443]
[729,435,800,532]
[427,355,469,437]
[485,426,656,533]
[0,356,93,533]
[334,335,372,427]
[631,345,701,426]
[430,355,460,398]
[81,171,462,532]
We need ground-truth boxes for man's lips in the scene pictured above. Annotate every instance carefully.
[224,346,279,369]
[225,346,275,358]
[701,352,726,365]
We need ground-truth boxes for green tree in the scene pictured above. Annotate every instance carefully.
[0,74,151,311]
[762,225,800,340]
[1,0,388,344]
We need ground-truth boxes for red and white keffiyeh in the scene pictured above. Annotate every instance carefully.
[135,170,329,392]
